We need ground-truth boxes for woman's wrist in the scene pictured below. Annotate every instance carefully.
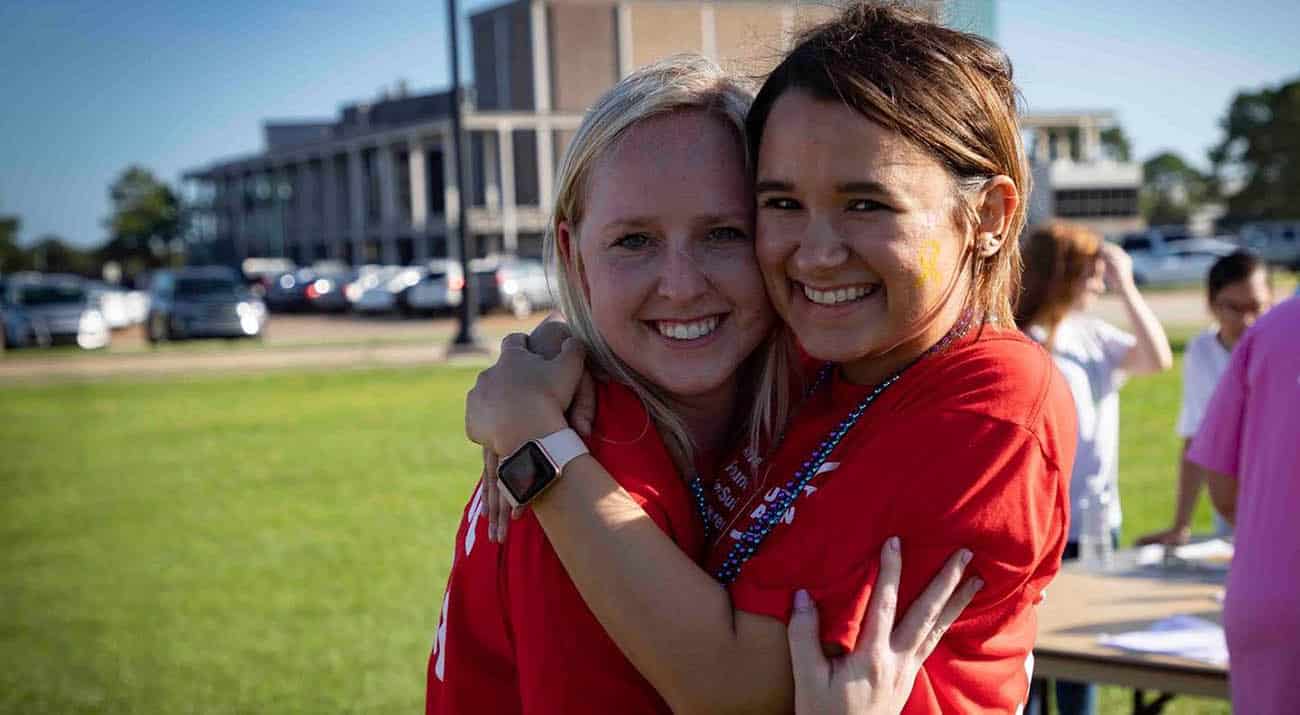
[496,410,573,458]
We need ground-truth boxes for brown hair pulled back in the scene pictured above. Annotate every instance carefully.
[745,0,1031,326]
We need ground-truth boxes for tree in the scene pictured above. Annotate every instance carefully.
[1141,151,1210,225]
[1210,76,1300,222]
[102,166,183,275]
[0,215,32,273]
[30,234,94,275]
[1100,127,1131,162]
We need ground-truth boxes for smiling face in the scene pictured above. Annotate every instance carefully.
[561,110,773,402]
[755,90,974,383]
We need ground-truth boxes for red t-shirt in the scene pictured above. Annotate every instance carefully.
[426,381,704,715]
[702,327,1076,713]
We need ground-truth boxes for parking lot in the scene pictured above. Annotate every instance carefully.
[0,311,541,381]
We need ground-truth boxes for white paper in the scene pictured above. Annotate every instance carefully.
[1135,538,1234,568]
[1098,615,1228,666]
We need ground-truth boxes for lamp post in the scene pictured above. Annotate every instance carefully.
[446,0,486,352]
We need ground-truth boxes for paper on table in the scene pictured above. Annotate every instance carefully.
[1098,615,1228,666]
[1135,538,1234,569]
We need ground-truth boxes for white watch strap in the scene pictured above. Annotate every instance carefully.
[536,428,589,473]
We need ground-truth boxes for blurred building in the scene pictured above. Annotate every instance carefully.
[183,0,846,267]
[184,0,996,267]
[1023,111,1143,237]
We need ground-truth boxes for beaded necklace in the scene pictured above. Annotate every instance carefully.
[691,314,974,585]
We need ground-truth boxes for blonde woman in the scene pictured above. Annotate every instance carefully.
[428,55,974,715]
[467,3,1079,712]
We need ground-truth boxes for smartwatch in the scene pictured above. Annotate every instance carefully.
[496,428,589,508]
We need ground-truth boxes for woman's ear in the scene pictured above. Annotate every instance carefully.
[557,220,589,299]
[973,175,1019,257]
[557,220,576,265]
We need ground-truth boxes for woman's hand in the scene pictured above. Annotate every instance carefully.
[478,319,599,543]
[466,332,586,460]
[1099,241,1136,292]
[787,539,982,715]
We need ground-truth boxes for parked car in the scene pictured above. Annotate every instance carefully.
[1123,237,1238,286]
[344,265,398,310]
[303,268,357,313]
[356,266,424,314]
[1240,222,1300,268]
[263,268,318,313]
[399,260,464,315]
[470,256,553,318]
[146,266,266,342]
[1,273,110,349]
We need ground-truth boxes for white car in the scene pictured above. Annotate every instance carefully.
[355,266,423,314]
[402,260,464,314]
[1128,238,1238,286]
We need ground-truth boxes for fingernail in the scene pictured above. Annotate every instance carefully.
[794,589,812,610]
[973,578,985,592]
[887,536,901,553]
[959,549,973,566]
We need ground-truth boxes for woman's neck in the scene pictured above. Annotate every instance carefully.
[666,377,739,470]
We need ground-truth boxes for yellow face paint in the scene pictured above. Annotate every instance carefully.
[916,238,942,287]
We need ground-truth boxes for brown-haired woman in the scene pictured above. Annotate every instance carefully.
[1016,221,1172,715]
[466,2,1077,712]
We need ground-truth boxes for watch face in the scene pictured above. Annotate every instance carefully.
[498,441,557,505]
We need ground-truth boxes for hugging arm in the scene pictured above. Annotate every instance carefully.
[465,335,976,714]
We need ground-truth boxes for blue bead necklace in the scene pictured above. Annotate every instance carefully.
[692,314,974,585]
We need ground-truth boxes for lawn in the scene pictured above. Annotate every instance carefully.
[0,350,1229,713]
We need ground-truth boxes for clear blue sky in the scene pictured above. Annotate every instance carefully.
[1,0,1296,248]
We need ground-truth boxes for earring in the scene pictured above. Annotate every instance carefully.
[979,233,1000,257]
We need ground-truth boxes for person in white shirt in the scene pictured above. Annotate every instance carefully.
[1137,251,1272,546]
[1016,221,1173,715]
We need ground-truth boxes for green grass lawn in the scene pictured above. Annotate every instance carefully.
[0,352,1231,713]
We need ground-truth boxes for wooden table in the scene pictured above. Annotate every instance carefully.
[1033,562,1229,713]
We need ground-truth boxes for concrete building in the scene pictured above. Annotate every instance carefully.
[184,0,844,268]
[1022,111,1143,237]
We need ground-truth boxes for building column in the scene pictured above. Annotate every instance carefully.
[498,124,518,254]
[1082,119,1102,162]
[348,146,366,263]
[483,131,501,211]
[409,136,430,263]
[617,3,634,77]
[530,0,552,112]
[701,5,717,62]
[1034,128,1051,163]
[536,126,554,209]
[441,131,461,261]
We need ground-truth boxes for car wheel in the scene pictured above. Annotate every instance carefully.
[510,294,532,319]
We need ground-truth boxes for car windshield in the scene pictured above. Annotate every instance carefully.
[177,277,239,296]
[19,283,85,306]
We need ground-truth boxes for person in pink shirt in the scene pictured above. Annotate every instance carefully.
[1187,295,1300,714]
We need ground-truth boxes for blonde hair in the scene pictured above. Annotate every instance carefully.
[1015,221,1102,348]
[546,54,783,474]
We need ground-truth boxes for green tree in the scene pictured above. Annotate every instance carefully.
[1210,76,1300,222]
[1101,127,1131,162]
[30,234,94,275]
[0,215,32,273]
[1141,151,1209,225]
[102,166,183,275]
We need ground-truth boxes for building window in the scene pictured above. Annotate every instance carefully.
[426,149,446,214]
[1054,188,1139,218]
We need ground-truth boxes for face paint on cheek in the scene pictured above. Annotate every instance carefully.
[916,238,942,288]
